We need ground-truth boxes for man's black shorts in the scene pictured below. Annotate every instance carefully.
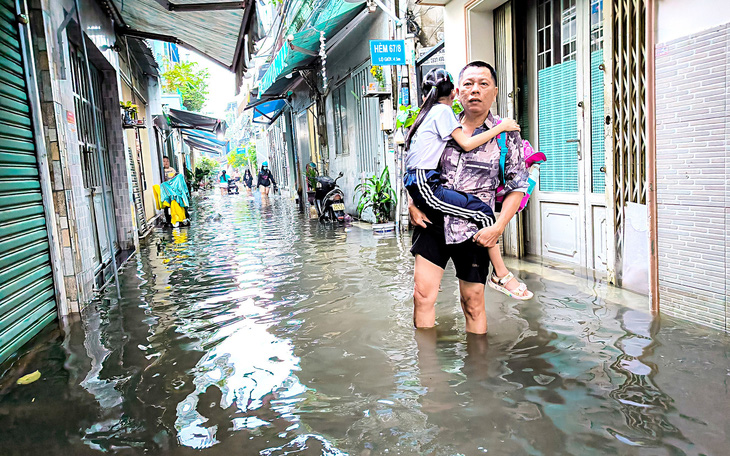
[410,221,491,284]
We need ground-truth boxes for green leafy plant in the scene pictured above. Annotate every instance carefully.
[354,166,396,224]
[306,166,318,191]
[396,100,464,130]
[396,104,420,130]
[452,99,464,115]
[161,61,210,112]
[192,168,209,191]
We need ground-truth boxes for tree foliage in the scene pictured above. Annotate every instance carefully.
[247,143,257,171]
[227,151,248,169]
[161,61,210,112]
[227,143,257,172]
[197,156,219,175]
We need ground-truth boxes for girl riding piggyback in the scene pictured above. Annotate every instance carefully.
[403,68,520,240]
[404,68,536,300]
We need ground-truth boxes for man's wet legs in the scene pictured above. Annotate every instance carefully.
[459,280,487,334]
[413,255,444,328]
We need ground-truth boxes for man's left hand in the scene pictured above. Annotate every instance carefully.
[473,225,502,247]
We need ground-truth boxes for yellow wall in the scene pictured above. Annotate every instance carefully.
[122,82,158,225]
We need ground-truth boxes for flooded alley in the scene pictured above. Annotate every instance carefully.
[0,194,728,456]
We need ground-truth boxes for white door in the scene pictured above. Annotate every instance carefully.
[531,0,607,271]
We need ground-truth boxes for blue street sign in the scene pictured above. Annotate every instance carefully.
[370,40,406,65]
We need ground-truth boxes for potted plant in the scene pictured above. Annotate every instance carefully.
[305,162,318,204]
[354,166,397,232]
[120,101,139,127]
[370,65,385,89]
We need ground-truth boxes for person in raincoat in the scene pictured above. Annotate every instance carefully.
[154,173,190,227]
[257,162,277,197]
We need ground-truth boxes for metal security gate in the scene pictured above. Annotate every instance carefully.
[0,0,57,364]
[69,43,117,282]
[351,64,379,178]
[604,0,647,282]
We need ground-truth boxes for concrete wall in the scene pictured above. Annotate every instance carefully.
[654,24,729,331]
[443,0,507,78]
[324,11,390,220]
[467,6,495,68]
[657,0,730,44]
[444,0,469,78]
[29,0,137,308]
[146,75,164,188]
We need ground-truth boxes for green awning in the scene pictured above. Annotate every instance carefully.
[258,1,366,97]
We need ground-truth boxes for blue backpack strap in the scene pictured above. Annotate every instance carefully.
[497,133,508,184]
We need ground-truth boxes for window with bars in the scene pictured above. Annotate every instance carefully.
[537,0,553,70]
[331,81,349,156]
[590,0,604,51]
[561,0,577,62]
[538,0,584,70]
[69,45,110,189]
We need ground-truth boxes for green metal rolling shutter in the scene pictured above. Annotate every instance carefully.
[0,0,57,364]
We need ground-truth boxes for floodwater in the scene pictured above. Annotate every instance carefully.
[0,194,728,456]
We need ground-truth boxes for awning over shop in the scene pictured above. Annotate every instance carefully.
[168,109,227,137]
[183,136,227,156]
[104,0,260,91]
[182,130,230,153]
[249,99,286,125]
[258,1,366,97]
[127,38,159,77]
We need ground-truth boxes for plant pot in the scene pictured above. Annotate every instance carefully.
[307,190,316,204]
[372,222,395,233]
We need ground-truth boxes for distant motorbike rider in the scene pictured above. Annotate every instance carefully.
[257,162,277,197]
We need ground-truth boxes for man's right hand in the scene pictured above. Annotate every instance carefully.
[409,202,431,228]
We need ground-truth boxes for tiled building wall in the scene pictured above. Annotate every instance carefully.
[29,0,82,311]
[29,0,136,310]
[655,24,729,331]
[101,72,135,249]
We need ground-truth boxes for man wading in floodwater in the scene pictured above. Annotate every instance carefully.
[409,61,530,334]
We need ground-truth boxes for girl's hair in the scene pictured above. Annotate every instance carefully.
[405,68,455,151]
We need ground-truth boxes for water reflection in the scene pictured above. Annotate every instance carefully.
[0,194,728,455]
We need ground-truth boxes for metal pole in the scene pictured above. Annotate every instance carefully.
[73,0,121,299]
[645,0,659,313]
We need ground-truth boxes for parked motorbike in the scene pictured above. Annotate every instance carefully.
[227,178,239,195]
[314,172,345,223]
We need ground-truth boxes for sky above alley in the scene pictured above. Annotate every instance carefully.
[176,45,239,118]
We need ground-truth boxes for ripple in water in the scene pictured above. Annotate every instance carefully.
[0,193,728,456]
